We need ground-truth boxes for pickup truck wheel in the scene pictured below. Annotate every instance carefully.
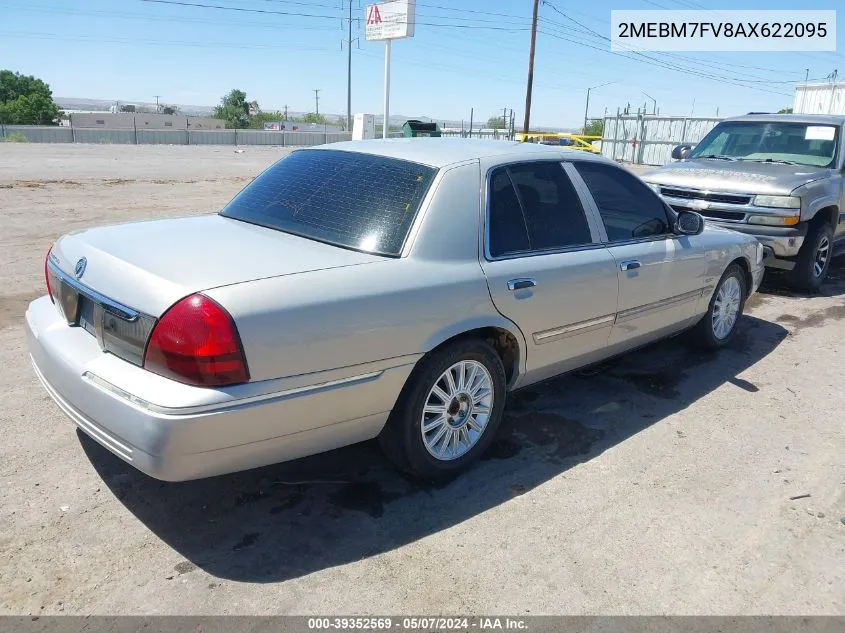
[789,222,833,292]
[379,339,506,479]
[694,263,746,349]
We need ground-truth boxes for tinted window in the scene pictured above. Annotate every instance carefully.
[487,162,593,257]
[488,169,530,257]
[574,161,671,242]
[508,162,592,250]
[220,150,436,256]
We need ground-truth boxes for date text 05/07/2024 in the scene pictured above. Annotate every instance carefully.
[306,617,528,630]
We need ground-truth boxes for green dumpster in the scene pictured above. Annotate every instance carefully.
[402,120,441,138]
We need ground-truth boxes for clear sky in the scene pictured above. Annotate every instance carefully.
[1,0,843,127]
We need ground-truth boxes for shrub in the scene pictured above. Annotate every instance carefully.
[2,132,28,142]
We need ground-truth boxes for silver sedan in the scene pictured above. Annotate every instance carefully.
[26,139,764,481]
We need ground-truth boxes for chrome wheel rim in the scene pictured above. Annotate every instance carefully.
[421,360,494,461]
[712,276,742,340]
[814,236,830,278]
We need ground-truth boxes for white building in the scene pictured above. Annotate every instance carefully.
[793,82,845,115]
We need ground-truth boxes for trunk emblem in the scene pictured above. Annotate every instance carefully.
[74,257,87,279]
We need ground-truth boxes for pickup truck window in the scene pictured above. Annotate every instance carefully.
[488,162,593,258]
[689,121,839,168]
[220,149,436,256]
[575,161,672,242]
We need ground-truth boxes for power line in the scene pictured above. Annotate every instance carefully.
[0,29,339,52]
[4,2,352,31]
[541,20,823,84]
[137,0,340,19]
[539,2,796,96]
[535,26,793,97]
[137,0,533,31]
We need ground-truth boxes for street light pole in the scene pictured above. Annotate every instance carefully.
[583,82,616,134]
[642,92,657,115]
[583,88,592,135]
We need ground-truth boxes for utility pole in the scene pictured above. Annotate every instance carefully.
[283,105,288,121]
[522,0,540,134]
[313,89,320,115]
[153,95,161,113]
[343,0,357,131]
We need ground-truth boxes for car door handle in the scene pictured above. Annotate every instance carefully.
[507,278,537,291]
[620,260,642,271]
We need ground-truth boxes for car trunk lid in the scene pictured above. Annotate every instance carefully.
[47,214,382,368]
[50,214,382,317]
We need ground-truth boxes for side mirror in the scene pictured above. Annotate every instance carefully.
[675,210,704,236]
[671,144,692,160]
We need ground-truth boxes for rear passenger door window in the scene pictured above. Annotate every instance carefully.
[487,161,594,258]
[573,161,672,242]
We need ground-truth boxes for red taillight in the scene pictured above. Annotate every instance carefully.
[45,248,54,303]
[143,294,249,387]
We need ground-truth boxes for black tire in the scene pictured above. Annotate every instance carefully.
[789,221,833,293]
[693,263,747,350]
[378,338,507,479]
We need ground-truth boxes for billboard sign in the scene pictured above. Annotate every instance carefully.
[365,0,416,41]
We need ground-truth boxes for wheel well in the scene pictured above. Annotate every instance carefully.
[729,256,753,297]
[431,327,520,386]
[811,205,839,231]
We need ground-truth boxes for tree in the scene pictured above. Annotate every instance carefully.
[161,105,178,115]
[249,110,284,129]
[298,112,329,125]
[584,119,604,136]
[777,107,794,114]
[213,89,251,128]
[0,70,62,125]
[486,115,506,129]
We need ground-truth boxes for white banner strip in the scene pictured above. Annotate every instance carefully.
[610,10,836,52]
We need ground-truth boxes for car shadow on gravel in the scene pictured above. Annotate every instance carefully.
[80,314,787,583]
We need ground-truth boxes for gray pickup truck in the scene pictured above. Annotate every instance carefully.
[643,114,844,291]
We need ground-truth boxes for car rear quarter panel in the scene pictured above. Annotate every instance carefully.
[204,160,526,387]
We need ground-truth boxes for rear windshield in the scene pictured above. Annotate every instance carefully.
[220,149,437,256]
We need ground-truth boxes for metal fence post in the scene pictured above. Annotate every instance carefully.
[680,117,688,145]
[637,114,646,164]
[612,108,620,161]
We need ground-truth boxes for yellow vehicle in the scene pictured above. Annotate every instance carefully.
[516,132,601,153]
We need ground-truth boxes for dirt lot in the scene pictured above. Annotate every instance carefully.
[0,144,843,615]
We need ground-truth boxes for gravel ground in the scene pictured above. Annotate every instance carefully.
[0,144,843,615]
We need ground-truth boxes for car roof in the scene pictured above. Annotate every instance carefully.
[723,113,845,125]
[308,137,611,168]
